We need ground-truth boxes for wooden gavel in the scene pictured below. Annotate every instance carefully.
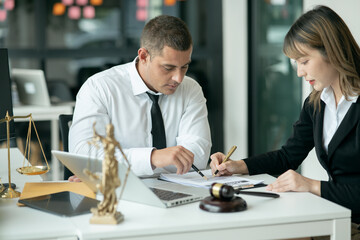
[210,183,280,201]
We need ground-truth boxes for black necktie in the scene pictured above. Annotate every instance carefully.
[146,92,166,149]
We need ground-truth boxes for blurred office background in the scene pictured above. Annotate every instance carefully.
[1,0,359,180]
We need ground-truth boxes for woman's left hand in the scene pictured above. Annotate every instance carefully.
[266,170,321,196]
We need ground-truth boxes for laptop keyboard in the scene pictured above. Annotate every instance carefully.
[149,187,192,201]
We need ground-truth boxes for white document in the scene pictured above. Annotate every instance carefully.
[159,169,264,188]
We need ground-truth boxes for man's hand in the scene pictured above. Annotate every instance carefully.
[209,152,249,176]
[68,175,82,182]
[266,170,321,196]
[151,146,194,174]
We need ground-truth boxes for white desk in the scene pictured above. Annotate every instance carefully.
[13,103,74,180]
[0,148,78,240]
[0,149,352,240]
[71,174,351,240]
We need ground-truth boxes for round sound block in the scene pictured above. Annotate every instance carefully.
[199,196,247,213]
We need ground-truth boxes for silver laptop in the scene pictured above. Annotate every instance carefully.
[11,68,51,107]
[51,150,209,208]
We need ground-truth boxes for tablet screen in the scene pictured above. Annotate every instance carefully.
[19,191,99,217]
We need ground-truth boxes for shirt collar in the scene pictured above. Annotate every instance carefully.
[129,57,164,97]
[321,86,358,107]
[129,57,153,96]
[321,87,336,108]
[348,94,358,103]
[130,57,162,96]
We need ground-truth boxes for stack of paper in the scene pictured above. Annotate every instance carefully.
[159,169,263,188]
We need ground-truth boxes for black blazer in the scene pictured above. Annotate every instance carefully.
[244,96,360,224]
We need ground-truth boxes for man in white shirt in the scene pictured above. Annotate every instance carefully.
[69,15,212,177]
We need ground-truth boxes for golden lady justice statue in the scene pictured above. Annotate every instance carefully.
[87,122,131,225]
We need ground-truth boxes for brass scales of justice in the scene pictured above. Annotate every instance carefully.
[0,111,50,199]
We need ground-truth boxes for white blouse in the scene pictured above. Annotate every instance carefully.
[321,87,358,154]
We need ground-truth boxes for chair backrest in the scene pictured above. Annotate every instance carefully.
[47,80,74,103]
[59,114,73,180]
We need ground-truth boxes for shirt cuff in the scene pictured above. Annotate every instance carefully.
[127,147,155,176]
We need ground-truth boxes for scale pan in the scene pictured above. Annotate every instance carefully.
[16,166,49,175]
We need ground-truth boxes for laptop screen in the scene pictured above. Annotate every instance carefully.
[51,150,209,208]
[12,68,51,107]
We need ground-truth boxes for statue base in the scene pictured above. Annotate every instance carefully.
[90,211,124,225]
[0,187,21,199]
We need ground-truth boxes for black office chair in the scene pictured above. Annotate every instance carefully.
[59,114,74,180]
[47,80,74,103]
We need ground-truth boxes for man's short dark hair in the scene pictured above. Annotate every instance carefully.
[140,15,192,57]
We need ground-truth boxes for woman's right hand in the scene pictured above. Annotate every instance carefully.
[210,152,249,176]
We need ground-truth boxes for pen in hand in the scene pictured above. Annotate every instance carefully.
[192,164,208,181]
[213,145,237,176]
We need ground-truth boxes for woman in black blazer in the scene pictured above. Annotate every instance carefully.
[210,5,360,230]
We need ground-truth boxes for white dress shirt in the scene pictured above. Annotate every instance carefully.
[321,87,358,154]
[69,58,212,176]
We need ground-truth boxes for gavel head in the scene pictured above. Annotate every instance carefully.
[210,183,235,201]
